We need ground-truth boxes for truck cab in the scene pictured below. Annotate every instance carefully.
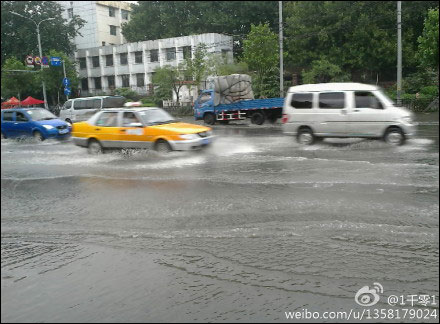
[194,90,215,121]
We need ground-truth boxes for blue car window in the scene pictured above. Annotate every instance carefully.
[2,111,14,121]
[16,112,29,122]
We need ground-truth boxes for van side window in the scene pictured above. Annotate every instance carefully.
[64,101,72,110]
[92,99,102,109]
[319,92,345,109]
[102,97,126,108]
[75,100,85,110]
[355,92,383,109]
[291,93,313,109]
[2,111,14,121]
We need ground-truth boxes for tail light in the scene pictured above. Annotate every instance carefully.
[281,114,289,124]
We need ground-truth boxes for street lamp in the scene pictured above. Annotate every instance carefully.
[10,12,55,110]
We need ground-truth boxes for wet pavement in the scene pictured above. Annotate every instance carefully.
[1,113,439,322]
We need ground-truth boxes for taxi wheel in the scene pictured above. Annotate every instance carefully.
[155,139,172,153]
[33,130,45,142]
[87,139,103,154]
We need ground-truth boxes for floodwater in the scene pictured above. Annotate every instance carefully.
[1,113,439,323]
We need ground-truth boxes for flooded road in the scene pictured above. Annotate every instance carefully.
[1,113,439,322]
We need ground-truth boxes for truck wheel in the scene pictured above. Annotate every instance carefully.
[203,113,216,125]
[267,115,278,124]
[297,128,315,145]
[219,120,229,125]
[251,112,266,125]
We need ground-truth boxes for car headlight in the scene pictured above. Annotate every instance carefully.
[42,125,55,130]
[179,134,198,140]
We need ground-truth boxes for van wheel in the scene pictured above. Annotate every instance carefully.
[155,139,172,153]
[203,113,216,125]
[88,139,103,154]
[65,119,72,125]
[297,128,315,145]
[384,127,405,146]
[251,112,266,125]
[33,130,45,142]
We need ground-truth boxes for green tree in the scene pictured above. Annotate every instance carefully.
[184,44,209,94]
[284,1,439,82]
[121,1,279,56]
[39,50,79,105]
[1,57,38,100]
[302,59,350,84]
[152,65,186,104]
[242,24,279,98]
[417,8,439,74]
[1,1,85,66]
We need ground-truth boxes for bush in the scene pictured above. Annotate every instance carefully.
[114,88,139,101]
[420,85,438,98]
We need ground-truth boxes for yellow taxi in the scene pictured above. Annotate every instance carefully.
[71,108,214,154]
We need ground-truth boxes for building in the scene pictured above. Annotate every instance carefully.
[57,1,132,50]
[74,33,234,103]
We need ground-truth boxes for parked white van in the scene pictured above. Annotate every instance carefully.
[282,83,417,146]
[59,96,126,124]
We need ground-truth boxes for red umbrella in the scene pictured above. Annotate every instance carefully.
[20,96,45,106]
[1,97,20,109]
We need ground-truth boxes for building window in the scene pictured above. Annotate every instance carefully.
[121,9,129,20]
[110,25,117,36]
[91,56,100,68]
[120,53,128,65]
[67,8,73,18]
[183,46,192,60]
[102,41,106,46]
[107,75,115,89]
[79,58,87,69]
[81,78,89,90]
[134,51,143,64]
[150,49,158,62]
[136,73,145,87]
[109,7,115,17]
[94,77,102,90]
[166,48,176,61]
[121,75,130,87]
[106,54,113,67]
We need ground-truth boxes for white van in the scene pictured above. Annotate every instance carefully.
[59,96,126,124]
[282,83,417,146]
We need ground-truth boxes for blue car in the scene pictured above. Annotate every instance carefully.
[1,108,71,141]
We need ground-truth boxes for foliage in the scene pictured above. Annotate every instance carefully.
[114,87,139,101]
[1,57,38,100]
[284,1,439,82]
[302,59,350,84]
[242,24,279,98]
[1,1,85,66]
[121,1,279,56]
[140,98,157,107]
[417,8,439,71]
[152,65,186,103]
[183,44,209,93]
[38,50,79,104]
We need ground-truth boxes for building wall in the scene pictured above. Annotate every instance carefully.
[75,33,234,103]
[57,1,131,50]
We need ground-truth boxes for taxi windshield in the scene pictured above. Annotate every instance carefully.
[26,109,57,121]
[138,109,175,125]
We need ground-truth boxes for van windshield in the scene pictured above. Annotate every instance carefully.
[137,109,175,125]
[374,90,397,107]
[26,109,57,121]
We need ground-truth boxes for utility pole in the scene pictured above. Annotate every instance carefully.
[397,1,402,105]
[10,12,54,110]
[279,1,284,98]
